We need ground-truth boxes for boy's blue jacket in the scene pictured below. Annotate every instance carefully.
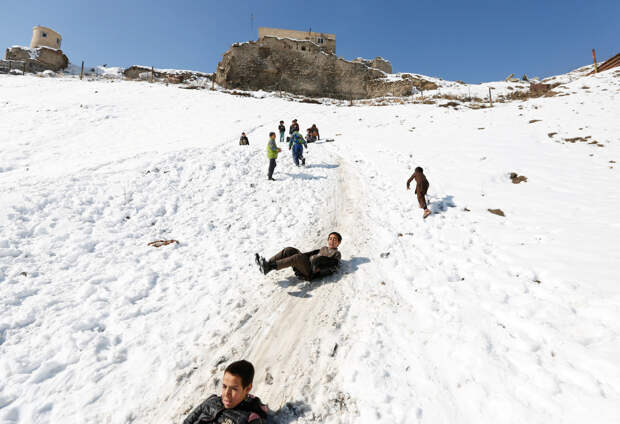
[288,132,307,150]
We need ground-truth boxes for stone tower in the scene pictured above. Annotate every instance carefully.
[30,26,62,49]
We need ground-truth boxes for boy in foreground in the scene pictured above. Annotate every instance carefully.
[183,360,268,424]
[255,232,342,281]
[406,166,431,219]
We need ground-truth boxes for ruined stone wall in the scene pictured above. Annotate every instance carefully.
[216,37,436,99]
[5,46,68,71]
[353,57,393,74]
[258,27,336,54]
[123,66,212,83]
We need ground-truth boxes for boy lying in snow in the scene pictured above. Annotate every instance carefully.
[255,232,342,281]
[183,360,268,424]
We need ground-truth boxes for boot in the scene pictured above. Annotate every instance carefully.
[260,258,275,275]
[255,254,275,275]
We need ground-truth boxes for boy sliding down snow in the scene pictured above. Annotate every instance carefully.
[255,232,342,281]
[406,166,431,219]
[183,360,268,424]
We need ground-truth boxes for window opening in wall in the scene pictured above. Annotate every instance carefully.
[57,38,60,45]
[301,46,306,51]
[318,38,324,44]
[42,32,47,37]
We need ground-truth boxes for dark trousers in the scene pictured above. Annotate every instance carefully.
[269,247,312,280]
[268,159,276,179]
[416,181,429,209]
[292,145,304,166]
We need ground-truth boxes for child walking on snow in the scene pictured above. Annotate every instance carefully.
[288,130,307,167]
[407,166,431,219]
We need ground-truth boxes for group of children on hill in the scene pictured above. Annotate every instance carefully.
[264,119,312,181]
[265,119,432,218]
[243,120,321,178]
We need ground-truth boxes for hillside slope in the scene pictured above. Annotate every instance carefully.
[1,67,619,423]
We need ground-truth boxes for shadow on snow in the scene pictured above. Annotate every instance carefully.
[284,172,327,180]
[269,400,312,423]
[429,195,456,215]
[276,256,371,298]
[304,163,339,169]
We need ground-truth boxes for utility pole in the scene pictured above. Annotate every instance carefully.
[592,48,598,73]
[250,13,254,39]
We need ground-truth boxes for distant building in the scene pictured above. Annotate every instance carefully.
[258,27,336,54]
[30,26,62,49]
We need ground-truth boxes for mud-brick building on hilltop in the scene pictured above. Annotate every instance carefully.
[258,27,336,54]
[30,26,62,50]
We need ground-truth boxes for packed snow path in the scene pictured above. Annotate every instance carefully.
[1,71,619,423]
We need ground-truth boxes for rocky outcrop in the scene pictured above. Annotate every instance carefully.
[5,46,68,71]
[123,66,212,83]
[216,37,436,99]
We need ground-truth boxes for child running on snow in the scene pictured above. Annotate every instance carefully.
[407,166,431,219]
[266,132,281,181]
[183,360,268,424]
[278,121,286,143]
[255,232,342,281]
[239,132,249,145]
[288,129,307,167]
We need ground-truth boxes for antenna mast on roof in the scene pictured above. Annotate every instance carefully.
[250,13,254,37]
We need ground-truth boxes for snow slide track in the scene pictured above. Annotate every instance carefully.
[241,157,371,421]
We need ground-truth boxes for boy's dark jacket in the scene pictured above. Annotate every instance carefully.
[183,394,268,424]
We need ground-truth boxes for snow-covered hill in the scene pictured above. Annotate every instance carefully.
[1,66,619,423]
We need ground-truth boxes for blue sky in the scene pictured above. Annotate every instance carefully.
[1,0,618,82]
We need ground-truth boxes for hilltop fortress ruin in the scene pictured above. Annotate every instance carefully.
[216,27,437,99]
